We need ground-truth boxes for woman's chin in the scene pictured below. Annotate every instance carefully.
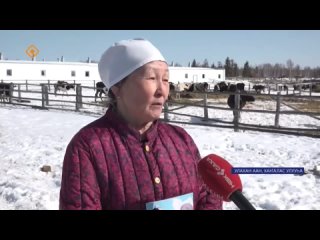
[148,110,162,120]
[150,105,163,113]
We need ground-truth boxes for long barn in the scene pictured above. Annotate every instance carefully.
[0,58,225,84]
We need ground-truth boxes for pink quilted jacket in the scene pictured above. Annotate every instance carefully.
[59,107,222,210]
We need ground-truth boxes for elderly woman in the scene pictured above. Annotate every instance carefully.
[59,39,222,210]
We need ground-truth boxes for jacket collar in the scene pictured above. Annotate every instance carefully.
[104,106,158,143]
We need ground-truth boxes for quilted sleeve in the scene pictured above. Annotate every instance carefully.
[196,179,223,210]
[59,134,102,210]
[185,132,223,210]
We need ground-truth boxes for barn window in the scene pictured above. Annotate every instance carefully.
[71,71,76,77]
[41,70,46,76]
[185,73,188,78]
[85,71,90,77]
[7,69,12,76]
[218,74,221,79]
[202,74,205,78]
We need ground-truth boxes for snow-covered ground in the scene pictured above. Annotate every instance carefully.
[1,91,320,210]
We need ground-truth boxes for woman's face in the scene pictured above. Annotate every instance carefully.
[115,61,169,126]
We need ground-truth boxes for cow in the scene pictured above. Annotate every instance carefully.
[227,94,255,110]
[168,82,176,101]
[173,82,191,92]
[95,81,108,102]
[252,85,265,94]
[227,86,255,121]
[168,82,192,100]
[169,82,175,91]
[236,83,245,91]
[0,83,14,102]
[54,81,75,95]
[186,82,209,92]
[227,83,246,93]
[293,84,300,91]
[216,81,229,92]
[218,81,244,92]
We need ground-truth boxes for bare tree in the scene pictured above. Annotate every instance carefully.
[273,63,282,78]
[286,59,294,81]
[202,59,209,68]
[303,66,312,78]
[261,63,273,78]
[293,64,301,80]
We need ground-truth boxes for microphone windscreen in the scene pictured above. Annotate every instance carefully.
[198,154,242,201]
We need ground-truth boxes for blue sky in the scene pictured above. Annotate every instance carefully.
[1,30,320,68]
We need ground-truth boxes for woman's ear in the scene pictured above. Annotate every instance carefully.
[111,86,120,98]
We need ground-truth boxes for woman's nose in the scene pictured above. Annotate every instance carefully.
[156,80,168,96]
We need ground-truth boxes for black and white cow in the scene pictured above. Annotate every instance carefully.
[215,81,229,92]
[95,81,108,102]
[168,82,192,100]
[186,82,209,92]
[54,81,75,95]
[0,83,14,102]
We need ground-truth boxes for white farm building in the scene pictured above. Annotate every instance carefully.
[0,58,225,84]
[168,66,225,84]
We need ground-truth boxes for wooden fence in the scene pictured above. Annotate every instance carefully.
[1,82,320,137]
[1,82,107,116]
[163,91,320,138]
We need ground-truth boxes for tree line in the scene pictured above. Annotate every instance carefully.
[170,58,320,79]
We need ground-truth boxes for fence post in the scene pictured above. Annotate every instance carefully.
[298,84,301,95]
[41,84,45,108]
[44,85,49,105]
[309,84,312,96]
[164,102,169,122]
[26,80,28,91]
[47,80,51,91]
[75,84,82,111]
[93,80,96,90]
[203,93,208,121]
[233,91,240,132]
[8,83,13,104]
[79,85,83,108]
[18,84,21,102]
[274,92,281,128]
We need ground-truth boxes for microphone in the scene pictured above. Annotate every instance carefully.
[198,154,256,210]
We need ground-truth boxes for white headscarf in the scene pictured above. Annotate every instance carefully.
[98,38,166,88]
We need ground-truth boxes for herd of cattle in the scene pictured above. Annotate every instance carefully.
[0,81,108,103]
[168,81,255,112]
[169,81,265,94]
[53,81,108,102]
[1,81,319,116]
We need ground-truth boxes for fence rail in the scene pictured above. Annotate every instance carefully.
[1,82,320,138]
